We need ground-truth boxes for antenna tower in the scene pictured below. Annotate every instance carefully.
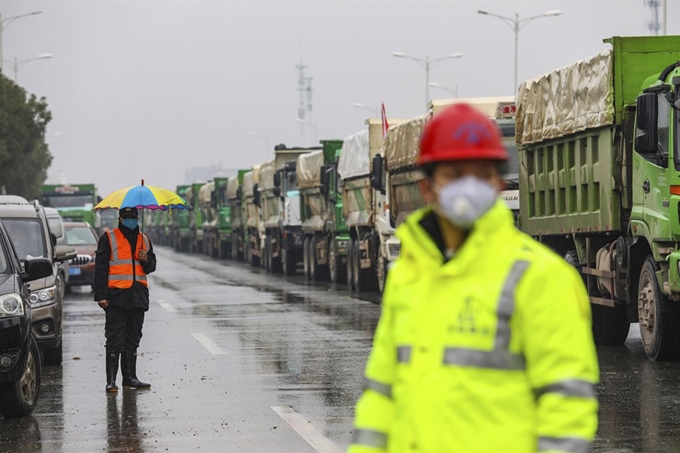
[645,0,662,35]
[296,60,313,137]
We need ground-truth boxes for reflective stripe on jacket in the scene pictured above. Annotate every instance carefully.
[107,228,150,289]
[349,201,599,453]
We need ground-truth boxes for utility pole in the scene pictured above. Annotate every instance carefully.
[0,11,43,72]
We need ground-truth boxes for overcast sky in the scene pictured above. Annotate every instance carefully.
[1,0,675,195]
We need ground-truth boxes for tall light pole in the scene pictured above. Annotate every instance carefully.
[248,131,270,160]
[0,11,42,73]
[478,9,562,92]
[296,119,317,147]
[4,53,53,82]
[392,51,462,109]
[353,103,379,117]
[429,82,458,98]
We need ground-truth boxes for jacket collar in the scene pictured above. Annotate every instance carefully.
[397,200,515,274]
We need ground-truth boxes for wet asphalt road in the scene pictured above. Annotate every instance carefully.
[2,246,680,452]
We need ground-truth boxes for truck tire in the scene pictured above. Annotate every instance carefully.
[271,235,283,274]
[303,238,311,281]
[282,245,296,276]
[231,234,239,261]
[329,239,345,285]
[313,239,329,282]
[347,240,355,290]
[353,240,375,292]
[0,336,41,418]
[377,257,388,294]
[263,236,270,273]
[638,257,680,361]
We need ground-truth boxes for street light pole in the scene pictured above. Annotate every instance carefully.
[0,11,43,73]
[4,53,53,82]
[429,82,458,98]
[392,51,462,109]
[478,9,562,91]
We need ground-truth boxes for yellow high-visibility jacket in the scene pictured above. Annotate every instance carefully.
[349,201,599,453]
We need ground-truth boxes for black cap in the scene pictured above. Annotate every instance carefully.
[119,207,139,219]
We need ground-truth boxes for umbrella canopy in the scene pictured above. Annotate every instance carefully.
[94,180,192,211]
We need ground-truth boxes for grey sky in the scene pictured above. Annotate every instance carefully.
[1,0,673,195]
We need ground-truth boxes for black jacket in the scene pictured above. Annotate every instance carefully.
[94,224,157,311]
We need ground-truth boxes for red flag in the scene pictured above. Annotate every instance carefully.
[381,102,389,139]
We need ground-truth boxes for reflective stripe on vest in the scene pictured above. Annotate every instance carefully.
[397,346,412,363]
[537,436,590,453]
[351,428,388,449]
[107,229,148,288]
[442,260,530,370]
[534,379,596,399]
[365,377,392,399]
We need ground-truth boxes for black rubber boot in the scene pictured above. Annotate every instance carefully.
[106,351,119,393]
[121,350,151,389]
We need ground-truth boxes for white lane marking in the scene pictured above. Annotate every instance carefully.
[271,406,342,453]
[157,301,177,313]
[191,333,226,355]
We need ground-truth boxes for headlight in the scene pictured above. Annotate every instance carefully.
[29,286,56,308]
[0,294,24,318]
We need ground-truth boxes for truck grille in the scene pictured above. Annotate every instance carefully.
[70,255,92,266]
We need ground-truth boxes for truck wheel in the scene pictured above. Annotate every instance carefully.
[377,257,388,294]
[347,240,355,290]
[303,238,311,281]
[43,341,63,366]
[638,257,680,361]
[310,238,320,281]
[282,246,296,276]
[329,240,344,284]
[231,235,239,261]
[353,240,375,292]
[265,236,272,273]
[0,336,41,418]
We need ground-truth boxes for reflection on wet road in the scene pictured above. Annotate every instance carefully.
[1,246,680,452]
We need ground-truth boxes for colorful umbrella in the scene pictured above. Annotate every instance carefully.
[94,180,192,212]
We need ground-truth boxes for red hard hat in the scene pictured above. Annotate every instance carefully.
[418,103,509,166]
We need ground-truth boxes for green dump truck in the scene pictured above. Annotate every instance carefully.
[41,183,100,230]
[186,182,205,254]
[339,119,402,292]
[171,185,191,252]
[298,140,348,282]
[260,145,319,275]
[517,36,680,361]
[226,171,249,261]
[198,181,216,256]
[243,167,262,267]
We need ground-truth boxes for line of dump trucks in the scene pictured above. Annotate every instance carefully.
[146,36,680,362]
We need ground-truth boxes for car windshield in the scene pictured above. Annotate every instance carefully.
[66,226,98,246]
[3,219,47,260]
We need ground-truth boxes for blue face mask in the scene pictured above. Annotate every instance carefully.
[121,218,139,230]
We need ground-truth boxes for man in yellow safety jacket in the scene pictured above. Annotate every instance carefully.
[349,104,599,453]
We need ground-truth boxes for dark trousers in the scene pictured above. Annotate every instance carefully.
[105,306,145,353]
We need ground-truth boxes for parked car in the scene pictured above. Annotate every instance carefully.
[44,207,70,298]
[0,220,53,418]
[0,200,76,366]
[64,222,98,291]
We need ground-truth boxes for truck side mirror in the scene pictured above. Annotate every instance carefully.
[274,173,281,188]
[371,155,384,191]
[274,187,281,197]
[320,165,330,186]
[635,93,659,154]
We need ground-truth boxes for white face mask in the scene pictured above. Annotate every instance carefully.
[434,176,498,229]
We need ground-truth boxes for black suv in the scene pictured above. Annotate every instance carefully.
[0,220,53,418]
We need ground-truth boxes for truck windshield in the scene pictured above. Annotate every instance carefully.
[3,219,47,260]
[285,171,298,193]
[44,195,94,209]
[498,120,519,186]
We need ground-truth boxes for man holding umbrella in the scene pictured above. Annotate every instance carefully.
[95,206,157,393]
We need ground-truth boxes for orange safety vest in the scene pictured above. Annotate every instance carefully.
[106,228,150,289]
